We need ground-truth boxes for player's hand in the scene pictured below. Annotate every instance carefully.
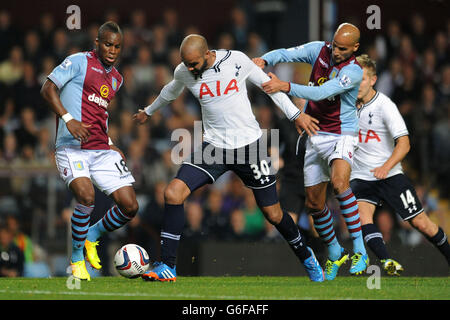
[110,144,126,161]
[66,119,91,143]
[133,109,149,124]
[294,113,320,137]
[370,166,389,179]
[262,72,290,94]
[252,57,267,69]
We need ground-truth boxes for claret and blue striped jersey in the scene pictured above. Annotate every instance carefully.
[262,41,363,135]
[48,50,123,150]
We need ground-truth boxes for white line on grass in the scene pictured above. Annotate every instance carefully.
[0,289,349,300]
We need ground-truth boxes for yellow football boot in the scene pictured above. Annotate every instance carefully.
[70,260,91,281]
[381,259,404,276]
[85,240,102,270]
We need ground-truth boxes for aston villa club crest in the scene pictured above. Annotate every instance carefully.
[112,77,118,91]
[73,161,84,170]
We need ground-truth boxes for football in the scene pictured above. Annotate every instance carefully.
[114,244,150,278]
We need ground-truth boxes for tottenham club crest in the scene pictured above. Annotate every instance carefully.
[368,112,374,125]
[235,64,241,77]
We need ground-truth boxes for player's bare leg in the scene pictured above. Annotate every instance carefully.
[70,177,96,206]
[409,212,438,237]
[358,201,376,225]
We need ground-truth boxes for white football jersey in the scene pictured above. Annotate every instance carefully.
[351,91,409,181]
[151,50,301,149]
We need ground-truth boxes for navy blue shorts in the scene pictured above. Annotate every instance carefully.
[176,138,278,207]
[350,174,424,221]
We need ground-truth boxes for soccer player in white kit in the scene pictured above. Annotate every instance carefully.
[350,54,450,275]
[134,34,325,282]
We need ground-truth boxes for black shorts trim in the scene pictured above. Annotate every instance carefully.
[245,180,277,190]
[182,161,215,182]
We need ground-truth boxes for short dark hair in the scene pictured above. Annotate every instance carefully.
[97,21,122,41]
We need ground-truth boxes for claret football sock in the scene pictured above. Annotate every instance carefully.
[71,203,94,263]
[311,206,342,261]
[337,188,366,255]
[87,205,131,242]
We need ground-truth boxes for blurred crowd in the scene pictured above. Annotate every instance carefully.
[0,6,448,276]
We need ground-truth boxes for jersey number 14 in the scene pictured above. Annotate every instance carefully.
[400,189,417,213]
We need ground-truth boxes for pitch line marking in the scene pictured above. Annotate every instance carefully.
[0,289,361,300]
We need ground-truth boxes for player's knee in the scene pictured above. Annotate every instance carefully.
[75,190,95,207]
[261,206,282,225]
[124,200,139,218]
[331,178,349,195]
[164,182,187,205]
[116,196,139,218]
[305,199,323,213]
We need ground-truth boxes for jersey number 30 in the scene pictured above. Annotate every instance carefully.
[250,160,270,180]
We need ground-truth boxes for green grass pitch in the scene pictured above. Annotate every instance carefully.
[0,276,448,300]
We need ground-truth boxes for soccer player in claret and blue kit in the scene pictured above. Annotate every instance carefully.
[253,23,369,280]
[41,21,139,281]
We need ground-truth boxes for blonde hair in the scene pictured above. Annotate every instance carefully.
[356,54,377,75]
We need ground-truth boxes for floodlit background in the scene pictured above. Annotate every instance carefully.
[0,0,448,277]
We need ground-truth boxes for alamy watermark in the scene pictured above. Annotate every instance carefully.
[170,121,280,174]
[66,5,81,30]
[366,5,381,30]
[366,265,381,290]
[66,265,81,290]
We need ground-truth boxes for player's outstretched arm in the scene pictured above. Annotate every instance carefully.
[261,72,290,94]
[134,71,186,125]
[246,57,319,131]
[40,79,91,142]
[255,41,325,68]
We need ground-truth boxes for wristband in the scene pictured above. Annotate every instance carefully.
[108,137,114,146]
[61,113,74,123]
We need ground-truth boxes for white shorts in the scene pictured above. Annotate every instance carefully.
[55,147,135,195]
[303,134,358,187]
